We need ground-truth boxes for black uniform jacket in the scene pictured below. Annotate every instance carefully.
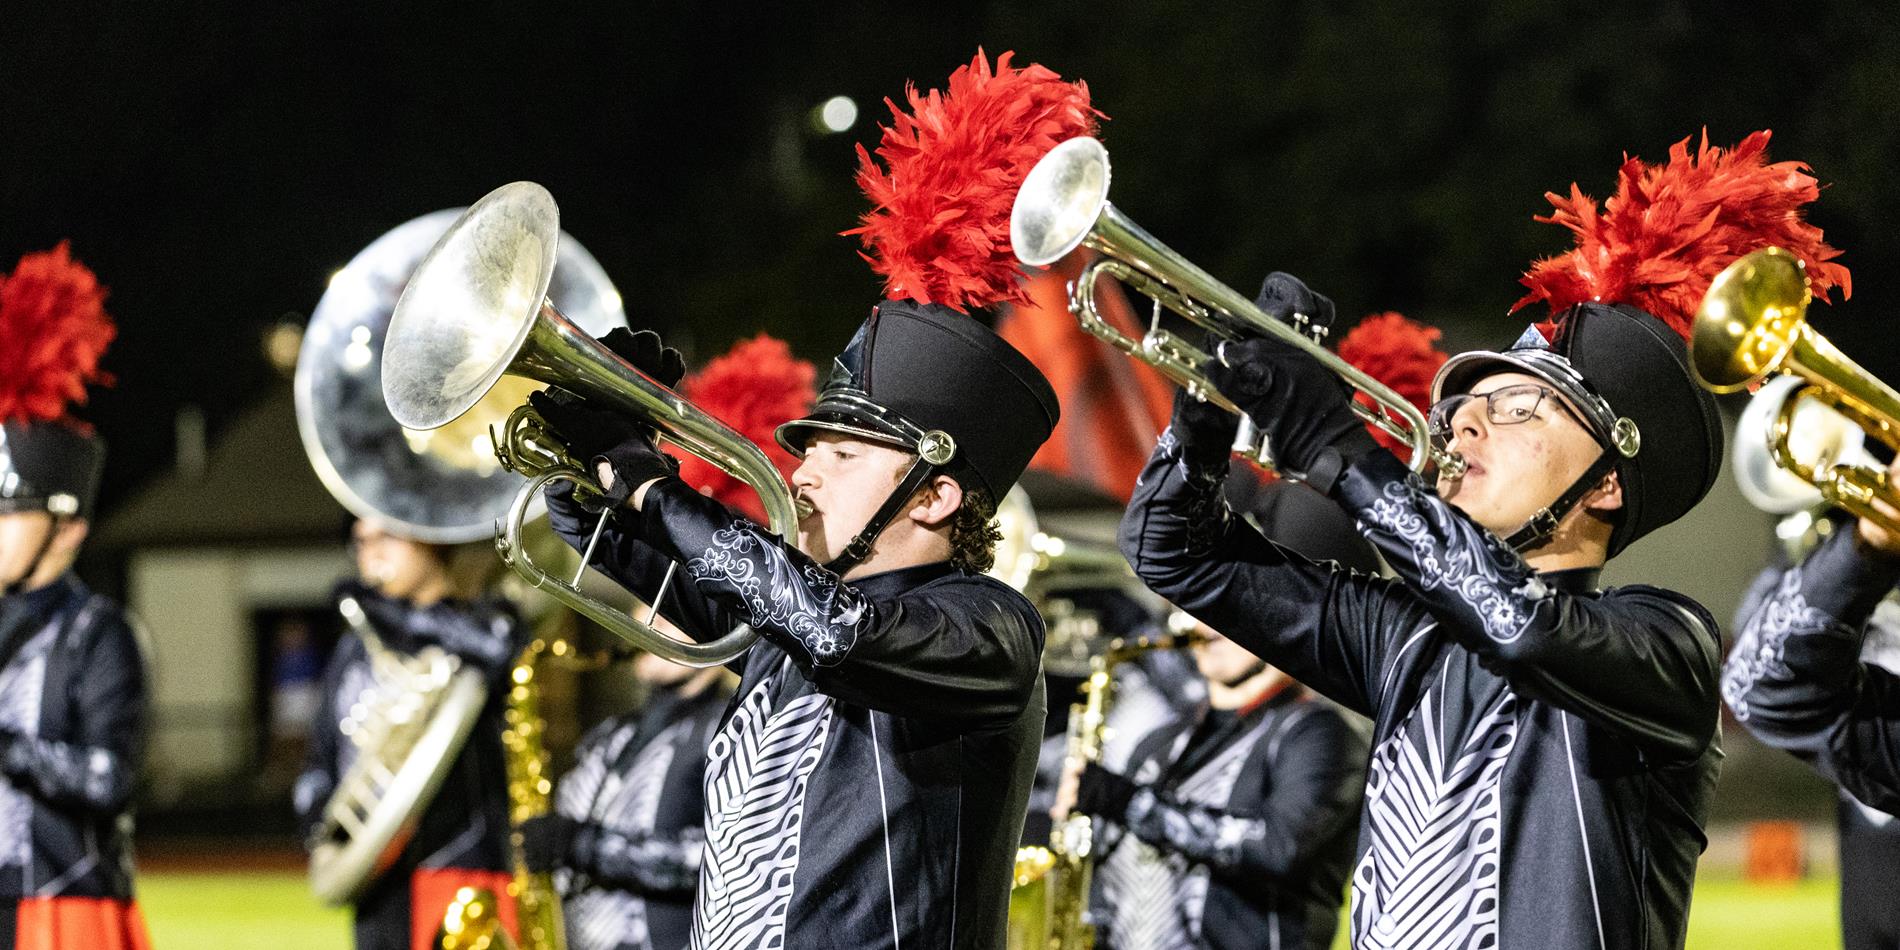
[0,575,146,901]
[1724,525,1900,813]
[1096,686,1365,950]
[293,586,520,934]
[547,478,1046,950]
[1120,436,1722,950]
[556,684,726,950]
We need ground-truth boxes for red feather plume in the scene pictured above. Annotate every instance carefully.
[845,49,1102,312]
[1514,129,1850,341]
[665,334,816,524]
[0,242,116,428]
[1336,312,1449,458]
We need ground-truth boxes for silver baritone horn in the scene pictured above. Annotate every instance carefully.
[382,182,799,668]
[1011,136,1462,477]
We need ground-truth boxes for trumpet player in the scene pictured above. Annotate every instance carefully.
[294,520,523,950]
[0,245,151,950]
[531,51,1089,949]
[1119,130,1836,949]
[1725,483,1900,950]
[1062,613,1365,950]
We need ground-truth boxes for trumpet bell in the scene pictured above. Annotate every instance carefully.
[384,182,566,432]
[1011,136,1111,268]
[295,198,624,544]
[1692,246,1813,393]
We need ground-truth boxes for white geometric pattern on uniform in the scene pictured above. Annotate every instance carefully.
[1352,684,1518,950]
[1098,712,1275,948]
[690,660,835,950]
[565,717,691,950]
[0,621,57,869]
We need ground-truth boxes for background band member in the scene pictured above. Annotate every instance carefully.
[0,244,151,950]
[530,50,1091,949]
[294,520,523,950]
[1119,130,1837,948]
[1071,613,1366,950]
[520,645,729,950]
[1728,500,1900,950]
[1725,460,1900,945]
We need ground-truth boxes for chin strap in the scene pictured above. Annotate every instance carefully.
[1502,453,1619,553]
[821,430,958,576]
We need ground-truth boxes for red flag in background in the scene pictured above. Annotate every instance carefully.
[998,253,1173,501]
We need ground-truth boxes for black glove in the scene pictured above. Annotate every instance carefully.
[518,814,578,874]
[1253,270,1336,335]
[1169,385,1239,474]
[600,328,686,390]
[1074,762,1141,819]
[1202,274,1376,494]
[528,390,680,509]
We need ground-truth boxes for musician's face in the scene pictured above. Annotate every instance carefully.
[1433,371,1615,538]
[1192,623,1265,686]
[634,611,698,687]
[790,433,912,566]
[351,519,449,603]
[0,512,57,588]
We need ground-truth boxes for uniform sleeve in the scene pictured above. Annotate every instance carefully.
[1723,526,1900,810]
[0,610,146,815]
[1334,451,1723,761]
[636,479,1042,725]
[1116,705,1366,884]
[571,825,705,897]
[545,479,749,647]
[1118,429,1430,717]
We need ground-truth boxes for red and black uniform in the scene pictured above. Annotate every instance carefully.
[0,575,149,950]
[293,586,522,950]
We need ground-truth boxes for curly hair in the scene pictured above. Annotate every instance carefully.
[949,487,1003,575]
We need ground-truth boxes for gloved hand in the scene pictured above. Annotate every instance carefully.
[1202,274,1374,493]
[1073,762,1141,819]
[1169,385,1239,473]
[518,814,579,874]
[600,328,686,390]
[528,390,680,510]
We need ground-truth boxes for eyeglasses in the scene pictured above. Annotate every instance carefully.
[1428,383,1582,440]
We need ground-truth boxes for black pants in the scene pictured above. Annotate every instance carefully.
[1841,796,1900,950]
[0,898,16,950]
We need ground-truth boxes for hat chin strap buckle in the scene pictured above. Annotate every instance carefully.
[1503,452,1620,553]
[824,430,958,575]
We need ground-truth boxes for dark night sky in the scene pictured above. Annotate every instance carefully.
[6,1,1900,516]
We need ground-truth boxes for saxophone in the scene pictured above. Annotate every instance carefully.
[1010,628,1200,949]
[439,637,566,950]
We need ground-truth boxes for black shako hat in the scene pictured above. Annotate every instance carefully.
[777,298,1060,504]
[1432,302,1722,555]
[0,421,104,518]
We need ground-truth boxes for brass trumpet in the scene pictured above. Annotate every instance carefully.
[1692,246,1900,533]
[383,182,798,668]
[1011,136,1462,477]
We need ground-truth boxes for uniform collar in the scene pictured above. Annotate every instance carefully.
[1539,567,1602,594]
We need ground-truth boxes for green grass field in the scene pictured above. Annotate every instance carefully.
[140,868,1840,950]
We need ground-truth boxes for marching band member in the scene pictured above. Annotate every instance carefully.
[1074,612,1366,950]
[294,523,523,950]
[1726,500,1900,950]
[531,51,1089,948]
[1067,310,1438,950]
[0,244,151,950]
[520,333,805,950]
[520,645,728,950]
[1118,130,1837,949]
